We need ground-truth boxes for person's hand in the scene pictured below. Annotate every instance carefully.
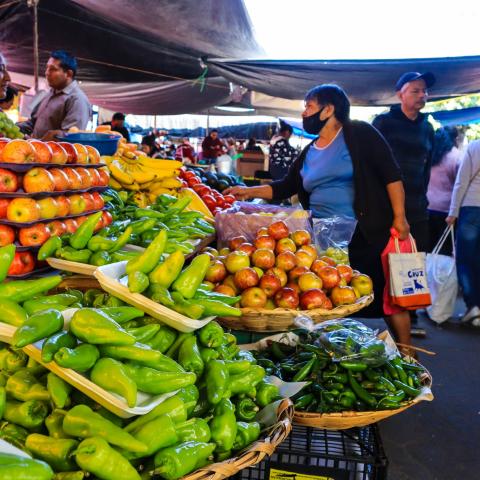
[392,215,410,240]
[223,185,252,201]
[446,216,456,226]
[41,129,63,141]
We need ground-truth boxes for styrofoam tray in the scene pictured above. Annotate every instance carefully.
[95,261,214,332]
[0,162,106,173]
[0,207,106,227]
[0,185,107,199]
[0,309,178,418]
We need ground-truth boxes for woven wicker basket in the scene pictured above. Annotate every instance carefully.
[293,360,433,430]
[219,294,374,332]
[183,399,294,480]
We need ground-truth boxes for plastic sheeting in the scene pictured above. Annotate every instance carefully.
[430,106,480,126]
[207,56,480,106]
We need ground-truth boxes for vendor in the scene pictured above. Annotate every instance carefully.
[17,50,91,140]
[0,52,12,106]
[225,84,413,351]
[102,112,130,141]
[201,129,224,164]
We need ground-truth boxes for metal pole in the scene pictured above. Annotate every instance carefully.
[28,0,40,93]
[206,109,210,136]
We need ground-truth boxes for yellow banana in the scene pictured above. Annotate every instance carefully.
[149,185,177,196]
[122,181,141,191]
[123,150,137,159]
[108,177,123,190]
[132,191,149,208]
[154,177,183,189]
[110,160,134,185]
[130,167,158,184]
[137,157,182,170]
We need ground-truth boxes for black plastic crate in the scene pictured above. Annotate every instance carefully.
[234,424,388,480]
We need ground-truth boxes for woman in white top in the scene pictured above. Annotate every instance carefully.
[447,140,480,325]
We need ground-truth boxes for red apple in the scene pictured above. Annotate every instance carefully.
[222,275,240,295]
[0,198,10,218]
[254,235,275,250]
[64,218,78,234]
[225,251,250,274]
[298,272,323,292]
[218,247,230,256]
[288,266,310,283]
[88,168,102,186]
[202,247,219,257]
[275,237,297,254]
[259,273,282,298]
[8,251,35,276]
[49,168,71,191]
[274,287,299,309]
[350,274,373,297]
[101,211,113,226]
[47,220,67,237]
[229,236,248,251]
[301,244,318,261]
[299,289,329,310]
[23,167,55,193]
[82,192,95,211]
[237,242,256,257]
[68,194,87,215]
[317,266,341,290]
[0,224,15,246]
[251,248,276,270]
[319,255,337,267]
[286,281,301,295]
[295,249,315,269]
[337,264,354,283]
[234,267,259,290]
[91,192,105,210]
[19,223,50,246]
[311,259,330,276]
[240,287,267,308]
[0,168,18,192]
[214,284,236,297]
[7,198,41,222]
[205,260,228,284]
[1,139,36,163]
[63,168,83,190]
[0,138,10,158]
[46,142,68,164]
[58,142,77,163]
[268,220,289,240]
[256,227,269,237]
[37,197,59,219]
[97,168,110,186]
[266,267,288,287]
[290,229,311,247]
[75,215,89,226]
[73,144,89,164]
[76,168,93,188]
[28,140,53,163]
[85,145,101,164]
[56,196,71,217]
[330,285,357,306]
[275,251,297,272]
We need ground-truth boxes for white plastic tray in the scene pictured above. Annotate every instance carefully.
[94,261,214,332]
[0,309,178,418]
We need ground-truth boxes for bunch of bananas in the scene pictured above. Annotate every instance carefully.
[103,153,183,202]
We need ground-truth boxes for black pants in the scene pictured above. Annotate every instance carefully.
[428,210,453,255]
[409,219,430,253]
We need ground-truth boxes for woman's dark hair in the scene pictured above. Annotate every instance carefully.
[50,50,77,77]
[1,86,17,103]
[431,126,459,167]
[304,84,351,123]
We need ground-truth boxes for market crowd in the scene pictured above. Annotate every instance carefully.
[1,50,480,350]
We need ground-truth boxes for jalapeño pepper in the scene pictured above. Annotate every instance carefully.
[69,211,103,249]
[57,247,92,264]
[205,360,229,405]
[12,309,63,348]
[209,399,237,452]
[178,336,204,376]
[0,275,62,303]
[198,321,224,348]
[25,434,78,472]
[42,332,77,363]
[235,397,259,421]
[38,235,63,261]
[54,344,100,373]
[233,421,261,451]
[347,370,376,408]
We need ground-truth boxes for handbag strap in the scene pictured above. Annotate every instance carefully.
[432,225,454,256]
[393,234,418,253]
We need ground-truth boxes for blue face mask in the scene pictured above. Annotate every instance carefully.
[302,107,329,135]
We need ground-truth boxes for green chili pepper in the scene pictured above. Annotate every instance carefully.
[24,293,78,311]
[12,309,63,348]
[294,393,314,409]
[0,386,5,419]
[339,360,368,372]
[235,397,259,421]
[53,472,85,480]
[0,452,54,479]
[42,332,77,363]
[38,235,63,261]
[69,212,103,249]
[0,244,15,282]
[45,410,70,439]
[129,218,157,235]
[166,331,192,358]
[391,357,408,383]
[175,385,199,417]
[57,247,92,264]
[149,285,175,308]
[0,299,28,327]
[338,389,357,408]
[194,298,241,317]
[108,226,132,253]
[256,379,281,407]
[146,326,177,353]
[70,309,136,346]
[293,356,316,381]
[176,417,211,443]
[178,336,204,376]
[0,275,62,303]
[198,321,224,348]
[206,360,229,405]
[364,369,382,381]
[4,369,50,402]
[153,441,216,480]
[126,229,167,275]
[224,359,251,375]
[3,399,48,429]
[233,421,261,451]
[128,270,150,293]
[54,344,100,373]
[347,370,376,408]
[193,289,240,306]
[393,380,421,398]
[229,365,265,395]
[96,306,144,324]
[171,253,211,299]
[25,434,78,472]
[87,235,116,252]
[149,250,185,287]
[377,376,396,393]
[385,361,399,380]
[209,398,237,452]
[170,292,205,319]
[0,347,28,373]
[200,347,219,363]
[89,250,111,266]
[75,436,141,480]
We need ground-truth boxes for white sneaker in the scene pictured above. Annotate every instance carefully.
[461,305,480,323]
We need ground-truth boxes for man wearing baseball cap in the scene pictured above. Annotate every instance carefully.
[373,72,436,337]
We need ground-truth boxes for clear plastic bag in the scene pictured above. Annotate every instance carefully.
[215,201,313,248]
[313,215,357,264]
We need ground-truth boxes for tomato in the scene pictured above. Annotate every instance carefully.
[8,251,35,276]
[187,177,201,187]
[184,171,196,179]
[202,195,217,210]
[211,190,222,199]
[181,180,188,188]
[192,184,205,193]
[212,207,223,216]
[196,186,210,197]
[224,194,236,204]
[216,198,227,209]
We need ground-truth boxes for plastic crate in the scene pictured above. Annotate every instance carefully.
[233,424,388,480]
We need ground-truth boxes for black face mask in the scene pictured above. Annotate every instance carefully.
[302,107,329,135]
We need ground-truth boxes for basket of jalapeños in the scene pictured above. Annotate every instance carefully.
[247,321,433,430]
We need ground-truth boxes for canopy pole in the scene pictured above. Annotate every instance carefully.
[28,0,40,93]
[206,109,210,135]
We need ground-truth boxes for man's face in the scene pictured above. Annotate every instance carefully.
[45,58,72,90]
[0,56,11,99]
[210,132,218,140]
[398,79,428,112]
[112,119,124,128]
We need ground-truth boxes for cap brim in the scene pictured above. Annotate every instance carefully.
[418,72,435,88]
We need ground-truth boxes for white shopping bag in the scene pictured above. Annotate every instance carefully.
[389,235,432,309]
[426,226,457,324]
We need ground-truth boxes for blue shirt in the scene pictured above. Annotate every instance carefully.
[301,129,355,218]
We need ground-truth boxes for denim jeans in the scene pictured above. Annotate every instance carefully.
[456,206,480,308]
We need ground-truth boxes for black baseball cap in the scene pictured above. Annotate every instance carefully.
[395,72,435,91]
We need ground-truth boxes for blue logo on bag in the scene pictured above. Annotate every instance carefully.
[403,287,414,295]
[414,279,425,291]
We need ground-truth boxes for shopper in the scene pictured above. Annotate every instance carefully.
[201,129,224,164]
[175,138,196,164]
[0,52,12,104]
[447,140,480,325]
[226,138,237,157]
[0,85,18,111]
[427,126,461,254]
[244,137,263,153]
[225,84,413,351]
[269,122,298,180]
[17,50,91,140]
[102,112,130,141]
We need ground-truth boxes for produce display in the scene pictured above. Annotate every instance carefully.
[0,112,23,139]
[253,320,428,413]
[0,280,281,479]
[199,220,373,311]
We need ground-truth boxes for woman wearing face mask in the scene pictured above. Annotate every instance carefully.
[0,52,12,106]
[225,84,412,347]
